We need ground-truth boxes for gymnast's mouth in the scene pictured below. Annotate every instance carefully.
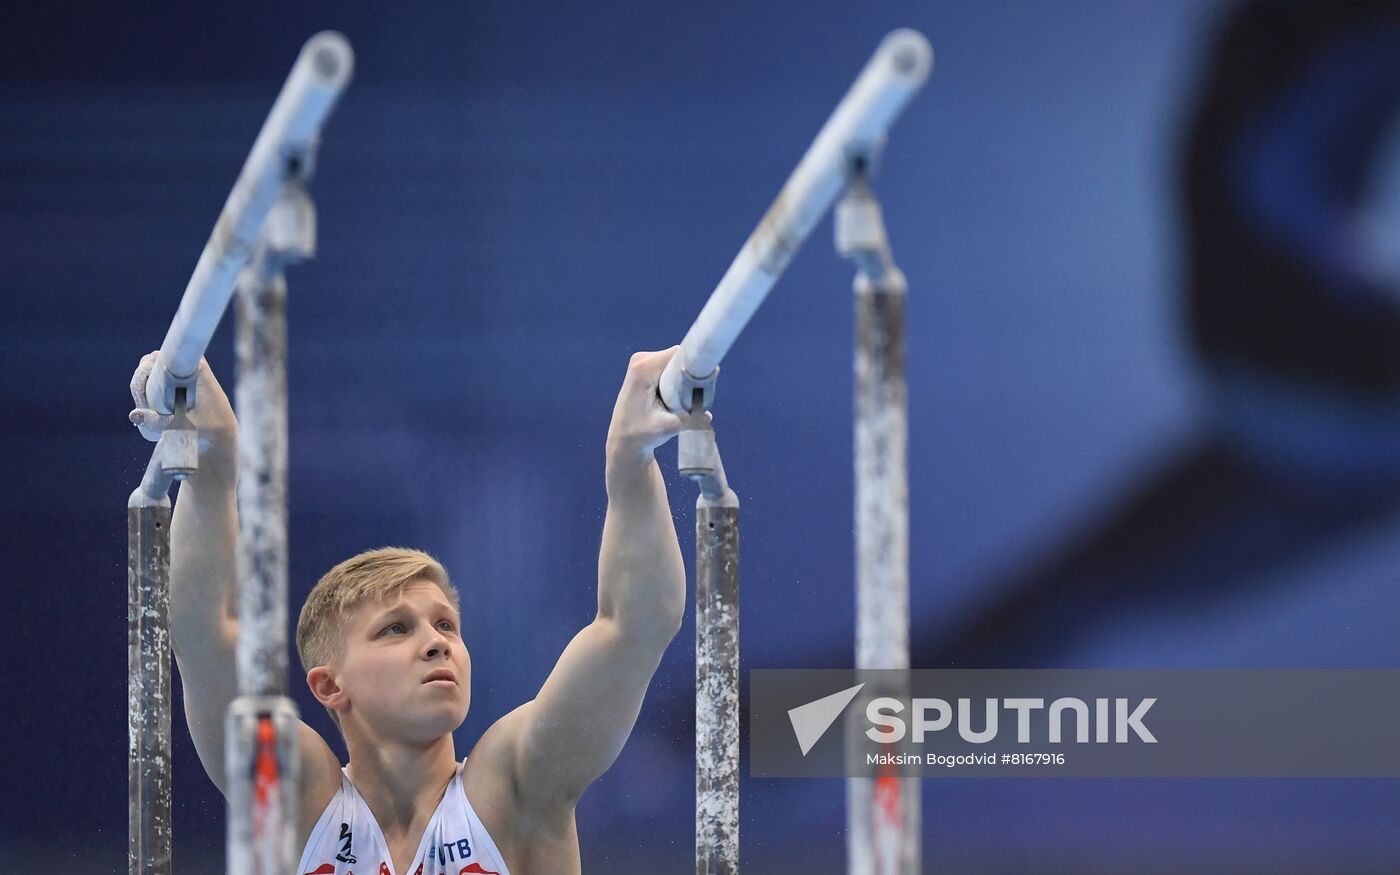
[421,669,457,685]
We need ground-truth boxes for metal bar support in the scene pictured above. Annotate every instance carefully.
[128,399,198,875]
[662,31,931,871]
[684,415,741,874]
[127,31,351,875]
[128,502,174,875]
[225,177,315,875]
[839,173,920,875]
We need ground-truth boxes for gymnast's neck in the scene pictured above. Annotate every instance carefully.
[343,728,459,837]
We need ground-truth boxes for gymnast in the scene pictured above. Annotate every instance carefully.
[129,346,689,875]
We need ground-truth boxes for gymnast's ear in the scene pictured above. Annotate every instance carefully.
[307,666,347,712]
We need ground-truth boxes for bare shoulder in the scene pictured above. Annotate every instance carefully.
[296,722,344,846]
[464,703,581,869]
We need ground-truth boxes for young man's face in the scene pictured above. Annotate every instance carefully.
[334,579,472,744]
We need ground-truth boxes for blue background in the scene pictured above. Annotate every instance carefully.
[4,1,1400,871]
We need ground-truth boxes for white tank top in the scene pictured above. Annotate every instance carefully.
[297,757,513,875]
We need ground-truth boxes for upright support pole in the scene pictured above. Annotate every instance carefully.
[683,415,741,875]
[234,249,291,700]
[128,406,198,875]
[128,502,173,875]
[225,183,312,875]
[840,174,919,875]
[640,28,928,872]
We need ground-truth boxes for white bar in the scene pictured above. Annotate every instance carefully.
[146,31,353,413]
[659,28,931,412]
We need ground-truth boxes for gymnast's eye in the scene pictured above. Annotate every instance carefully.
[436,619,456,634]
[379,622,406,636]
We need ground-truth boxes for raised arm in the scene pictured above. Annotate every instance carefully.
[129,354,340,808]
[131,352,242,793]
[502,348,689,810]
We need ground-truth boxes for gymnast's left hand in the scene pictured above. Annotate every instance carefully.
[605,346,689,478]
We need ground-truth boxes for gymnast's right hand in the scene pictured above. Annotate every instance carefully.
[128,351,238,462]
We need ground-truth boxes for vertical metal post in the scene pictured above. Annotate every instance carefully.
[696,498,740,874]
[129,404,197,875]
[128,502,173,875]
[234,262,290,702]
[226,249,301,875]
[840,175,920,875]
[684,415,741,874]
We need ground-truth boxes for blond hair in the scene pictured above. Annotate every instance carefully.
[296,546,460,727]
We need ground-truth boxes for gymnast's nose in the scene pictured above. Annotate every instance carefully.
[423,627,450,660]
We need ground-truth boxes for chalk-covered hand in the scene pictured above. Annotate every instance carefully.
[128,351,237,463]
[605,347,689,478]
